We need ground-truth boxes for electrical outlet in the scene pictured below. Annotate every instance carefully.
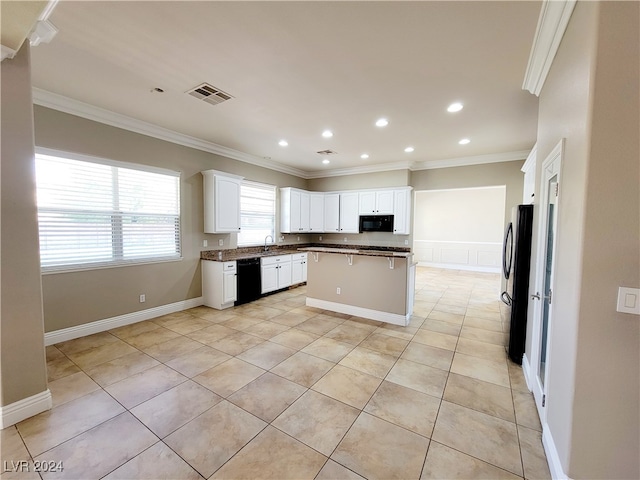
[297,236,300,241]
[203,239,208,247]
[319,236,323,241]
[344,237,348,242]
[336,287,341,294]
[218,239,224,247]
[139,294,146,303]
[404,240,409,245]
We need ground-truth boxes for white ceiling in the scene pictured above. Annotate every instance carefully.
[30,1,541,177]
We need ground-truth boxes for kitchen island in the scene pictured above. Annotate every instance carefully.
[300,247,416,326]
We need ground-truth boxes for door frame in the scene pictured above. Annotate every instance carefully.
[528,138,564,421]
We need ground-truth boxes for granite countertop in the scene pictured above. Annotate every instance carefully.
[299,246,413,258]
[201,243,411,262]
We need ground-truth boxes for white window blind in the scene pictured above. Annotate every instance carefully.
[238,180,276,246]
[35,152,181,272]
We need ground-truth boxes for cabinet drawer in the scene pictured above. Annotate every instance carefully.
[291,253,307,261]
[223,261,236,272]
[261,255,291,266]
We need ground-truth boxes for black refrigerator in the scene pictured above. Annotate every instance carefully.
[501,204,533,364]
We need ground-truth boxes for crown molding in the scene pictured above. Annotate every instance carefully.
[411,150,530,171]
[522,0,577,96]
[1,44,17,61]
[305,160,414,179]
[32,88,308,178]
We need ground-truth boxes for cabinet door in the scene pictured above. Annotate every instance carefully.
[215,175,242,232]
[301,254,308,282]
[393,189,411,234]
[376,191,395,214]
[324,194,340,233]
[277,261,292,289]
[309,193,324,232]
[290,190,302,233]
[359,191,376,214]
[340,192,360,233]
[299,192,310,232]
[291,259,304,284]
[261,264,278,293]
[223,270,237,304]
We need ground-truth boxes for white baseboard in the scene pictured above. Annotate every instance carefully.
[416,261,500,274]
[0,390,52,429]
[521,353,533,391]
[44,297,204,346]
[306,297,410,326]
[542,425,572,480]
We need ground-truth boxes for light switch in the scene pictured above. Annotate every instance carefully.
[617,287,640,315]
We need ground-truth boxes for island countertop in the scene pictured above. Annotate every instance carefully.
[298,246,412,258]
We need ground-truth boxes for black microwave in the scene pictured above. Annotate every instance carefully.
[359,215,394,232]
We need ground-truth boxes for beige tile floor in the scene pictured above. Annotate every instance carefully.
[1,267,551,480]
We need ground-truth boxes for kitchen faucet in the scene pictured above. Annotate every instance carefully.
[264,235,273,252]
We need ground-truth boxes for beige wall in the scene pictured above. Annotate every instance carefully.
[1,43,48,406]
[531,1,639,478]
[307,169,410,192]
[34,106,306,332]
[307,253,409,315]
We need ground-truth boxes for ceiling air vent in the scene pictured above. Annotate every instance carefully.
[317,149,338,155]
[187,83,233,106]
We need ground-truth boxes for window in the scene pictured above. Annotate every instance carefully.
[237,180,276,246]
[35,151,181,272]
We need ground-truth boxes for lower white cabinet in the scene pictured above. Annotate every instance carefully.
[291,253,308,284]
[202,260,237,309]
[261,255,292,294]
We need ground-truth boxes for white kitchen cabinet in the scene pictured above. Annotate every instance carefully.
[309,193,325,232]
[261,254,292,294]
[281,188,311,233]
[202,170,243,233]
[339,192,360,233]
[393,188,412,235]
[522,144,537,204]
[291,253,308,284]
[202,260,237,309]
[359,190,394,214]
[324,193,340,233]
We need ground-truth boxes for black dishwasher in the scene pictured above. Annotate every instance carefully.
[235,257,262,306]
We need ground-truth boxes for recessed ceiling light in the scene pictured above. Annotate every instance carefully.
[404,146,415,153]
[322,130,333,138]
[360,153,369,159]
[322,159,330,165]
[447,102,463,112]
[375,118,389,127]
[459,138,470,145]
[278,140,288,147]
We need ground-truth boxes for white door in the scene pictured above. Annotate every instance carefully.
[215,175,241,232]
[300,192,310,232]
[261,264,278,293]
[309,193,325,232]
[223,270,237,304]
[340,192,360,233]
[376,191,394,214]
[277,261,292,289]
[530,139,563,420]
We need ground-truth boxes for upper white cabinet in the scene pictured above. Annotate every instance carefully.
[280,185,412,235]
[324,193,340,233]
[309,193,325,232]
[359,190,394,214]
[281,188,311,233]
[393,188,412,235]
[339,192,360,233]
[202,170,243,233]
